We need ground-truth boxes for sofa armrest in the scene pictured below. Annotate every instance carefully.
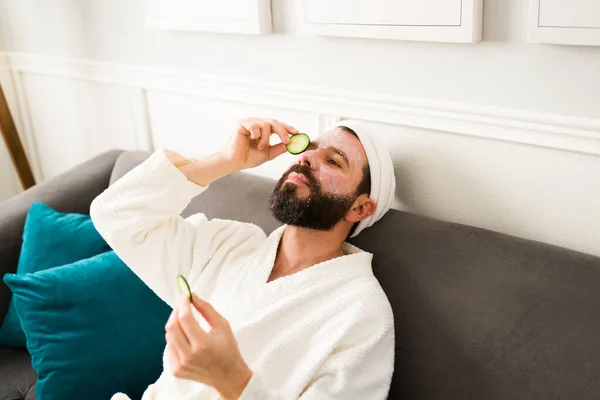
[0,149,125,323]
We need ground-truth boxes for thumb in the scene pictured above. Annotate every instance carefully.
[268,143,288,161]
[191,294,226,329]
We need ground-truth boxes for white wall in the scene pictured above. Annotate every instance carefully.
[0,139,22,202]
[0,0,598,257]
[0,32,23,202]
[0,0,599,118]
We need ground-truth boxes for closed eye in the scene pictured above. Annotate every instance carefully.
[327,159,341,168]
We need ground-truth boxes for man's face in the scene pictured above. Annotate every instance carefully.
[268,127,368,231]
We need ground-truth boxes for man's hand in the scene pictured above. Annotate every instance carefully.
[165,294,253,400]
[223,118,299,171]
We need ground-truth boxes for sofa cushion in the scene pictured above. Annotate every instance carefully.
[4,250,170,400]
[0,203,111,347]
[110,150,600,399]
[0,149,123,329]
[0,347,37,400]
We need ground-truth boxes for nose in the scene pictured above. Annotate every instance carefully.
[298,149,316,170]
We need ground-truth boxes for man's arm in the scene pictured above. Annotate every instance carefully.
[165,287,395,400]
[163,149,237,187]
[90,118,298,309]
[90,148,256,308]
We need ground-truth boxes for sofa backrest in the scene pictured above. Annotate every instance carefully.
[112,151,600,400]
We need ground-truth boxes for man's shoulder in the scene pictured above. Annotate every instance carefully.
[338,277,394,325]
[325,278,394,350]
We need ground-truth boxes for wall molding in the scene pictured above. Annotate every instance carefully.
[0,53,45,181]
[1,52,598,157]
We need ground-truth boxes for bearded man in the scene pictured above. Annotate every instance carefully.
[91,117,396,400]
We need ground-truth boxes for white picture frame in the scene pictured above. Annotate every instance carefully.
[528,0,600,46]
[296,0,483,44]
[146,0,272,35]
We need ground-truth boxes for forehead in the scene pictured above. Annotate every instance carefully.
[315,127,367,169]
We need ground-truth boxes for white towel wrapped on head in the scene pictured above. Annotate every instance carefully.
[331,120,396,238]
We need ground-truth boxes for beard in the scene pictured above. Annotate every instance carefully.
[268,164,357,231]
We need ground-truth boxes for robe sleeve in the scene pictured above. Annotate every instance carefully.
[238,302,395,400]
[90,148,261,309]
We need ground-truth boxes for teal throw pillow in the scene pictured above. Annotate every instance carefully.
[0,202,111,347]
[3,250,171,400]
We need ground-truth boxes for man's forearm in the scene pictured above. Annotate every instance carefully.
[165,149,240,187]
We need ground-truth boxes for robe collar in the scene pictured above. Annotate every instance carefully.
[241,224,374,296]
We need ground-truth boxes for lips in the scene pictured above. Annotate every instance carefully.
[286,172,310,187]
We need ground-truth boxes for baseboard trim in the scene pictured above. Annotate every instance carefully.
[1,52,599,156]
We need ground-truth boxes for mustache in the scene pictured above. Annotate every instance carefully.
[282,164,320,190]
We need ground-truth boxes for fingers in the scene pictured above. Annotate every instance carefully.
[258,120,289,151]
[240,118,299,152]
[238,119,261,140]
[268,143,288,161]
[258,122,271,151]
[248,124,261,141]
[269,121,291,145]
[191,293,228,331]
[281,122,299,135]
[166,344,181,372]
[177,294,209,341]
[165,309,191,361]
[166,343,192,381]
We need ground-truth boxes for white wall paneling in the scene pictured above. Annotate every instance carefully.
[7,69,44,182]
[0,139,22,202]
[147,90,319,180]
[1,52,599,258]
[529,0,600,46]
[146,0,272,34]
[0,54,29,199]
[131,89,155,152]
[19,73,145,180]
[361,120,600,257]
[6,54,598,157]
[297,0,483,43]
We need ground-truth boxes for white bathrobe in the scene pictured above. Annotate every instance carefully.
[90,149,395,400]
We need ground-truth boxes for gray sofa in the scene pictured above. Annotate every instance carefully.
[1,149,599,400]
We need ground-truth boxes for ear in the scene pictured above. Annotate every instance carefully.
[346,195,376,224]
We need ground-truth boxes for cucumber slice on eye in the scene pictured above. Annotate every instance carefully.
[177,274,192,302]
[286,133,311,155]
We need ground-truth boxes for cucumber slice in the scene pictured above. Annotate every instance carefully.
[177,274,192,302]
[286,133,311,155]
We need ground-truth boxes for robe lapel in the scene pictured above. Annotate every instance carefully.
[223,224,374,329]
[227,224,287,299]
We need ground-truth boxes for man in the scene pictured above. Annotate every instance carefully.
[90,117,396,400]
